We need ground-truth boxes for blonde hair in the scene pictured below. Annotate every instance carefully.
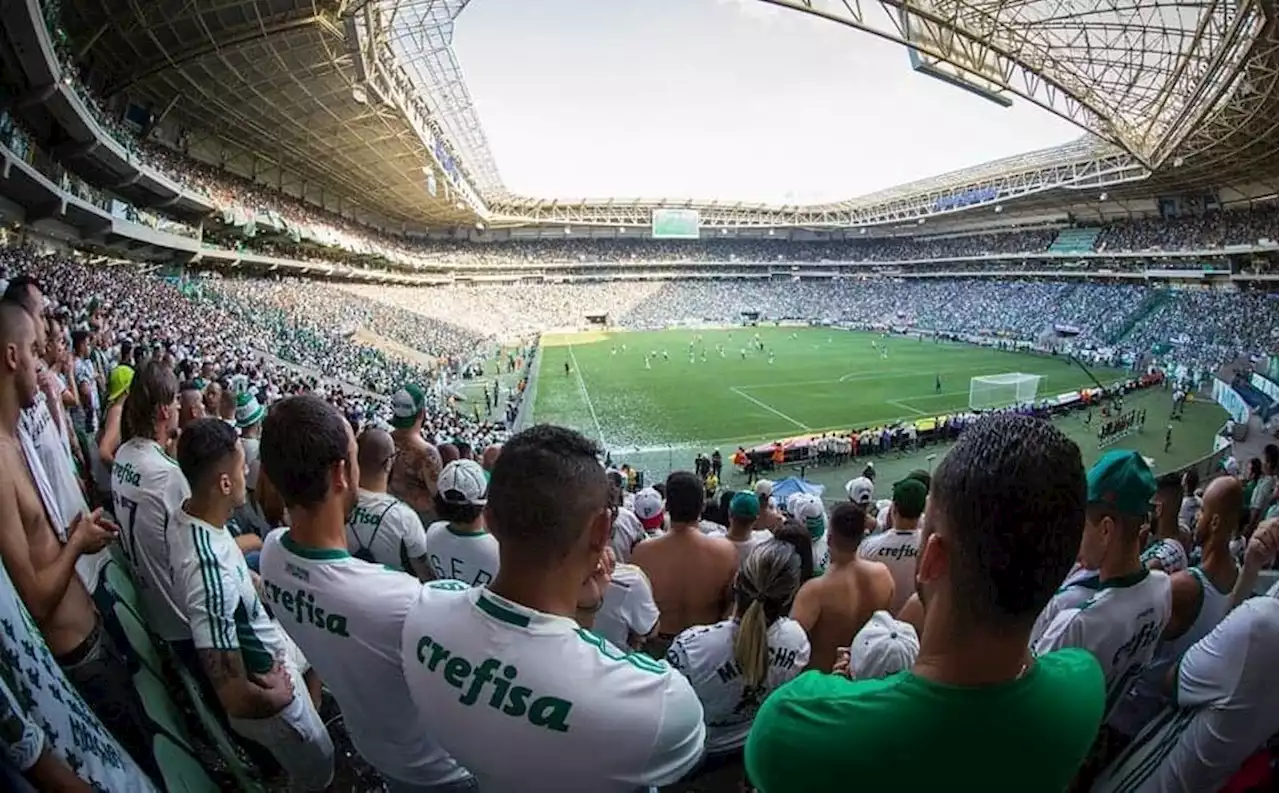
[733,539,802,688]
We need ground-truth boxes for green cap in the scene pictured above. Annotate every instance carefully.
[891,478,928,519]
[1087,450,1156,516]
[729,491,760,519]
[389,384,427,429]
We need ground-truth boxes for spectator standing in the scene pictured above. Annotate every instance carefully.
[1248,444,1277,529]
[1178,470,1202,530]
[856,477,927,613]
[1141,473,1189,573]
[170,418,334,791]
[666,539,810,763]
[258,396,473,793]
[388,384,443,526]
[723,490,772,564]
[421,459,499,586]
[632,471,739,656]
[346,427,431,580]
[791,502,894,673]
[399,425,705,792]
[745,414,1104,793]
[593,559,660,653]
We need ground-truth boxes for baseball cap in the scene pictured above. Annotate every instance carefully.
[634,487,666,531]
[891,478,928,518]
[107,365,134,403]
[1087,449,1157,516]
[234,391,266,429]
[849,611,920,680]
[389,384,426,429]
[905,468,932,491]
[729,491,760,519]
[437,459,488,506]
[754,479,774,498]
[845,476,874,505]
[791,494,827,539]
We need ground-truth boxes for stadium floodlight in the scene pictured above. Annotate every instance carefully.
[968,373,1043,411]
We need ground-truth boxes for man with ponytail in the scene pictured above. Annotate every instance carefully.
[666,538,810,766]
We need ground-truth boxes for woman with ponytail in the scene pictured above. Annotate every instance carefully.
[665,537,811,763]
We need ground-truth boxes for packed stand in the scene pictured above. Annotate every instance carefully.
[1098,206,1278,252]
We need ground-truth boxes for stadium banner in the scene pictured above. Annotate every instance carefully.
[651,209,700,239]
[1054,323,1082,336]
[1250,372,1279,402]
[1211,377,1250,424]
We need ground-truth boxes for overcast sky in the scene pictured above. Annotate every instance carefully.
[452,0,1083,205]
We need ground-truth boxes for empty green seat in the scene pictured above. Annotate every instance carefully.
[153,733,220,793]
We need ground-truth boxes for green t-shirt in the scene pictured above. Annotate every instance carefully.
[744,648,1104,793]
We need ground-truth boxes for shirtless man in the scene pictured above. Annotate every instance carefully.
[632,470,737,657]
[0,303,158,782]
[791,502,895,672]
[387,384,443,525]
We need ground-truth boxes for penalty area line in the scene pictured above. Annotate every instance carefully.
[886,398,927,416]
[729,386,811,431]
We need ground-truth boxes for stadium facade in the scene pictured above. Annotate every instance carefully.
[0,0,1274,283]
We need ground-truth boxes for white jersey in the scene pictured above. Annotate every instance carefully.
[593,564,660,652]
[242,436,261,491]
[857,529,920,613]
[170,510,297,674]
[666,618,809,754]
[1109,565,1237,737]
[19,394,85,537]
[421,521,500,587]
[811,532,829,576]
[399,583,705,792]
[727,530,773,566]
[345,489,427,573]
[1031,569,1172,722]
[1140,538,1188,574]
[111,438,191,641]
[1093,595,1279,793]
[258,529,468,787]
[610,508,646,565]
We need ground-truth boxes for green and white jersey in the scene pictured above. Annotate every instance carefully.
[1139,538,1188,574]
[857,529,920,614]
[111,438,191,641]
[1093,595,1279,793]
[422,521,499,587]
[666,617,810,754]
[1031,570,1107,643]
[345,489,427,573]
[170,510,292,675]
[259,530,469,787]
[400,584,705,792]
[0,553,158,792]
[594,563,660,652]
[1030,569,1171,722]
[1109,565,1236,737]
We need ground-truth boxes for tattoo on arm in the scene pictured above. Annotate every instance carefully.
[197,648,244,689]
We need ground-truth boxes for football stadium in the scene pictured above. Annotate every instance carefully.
[0,0,1277,791]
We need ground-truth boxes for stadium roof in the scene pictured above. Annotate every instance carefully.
[62,0,1276,230]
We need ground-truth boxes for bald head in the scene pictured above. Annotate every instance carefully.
[481,443,502,472]
[438,443,459,465]
[357,427,396,477]
[1198,474,1242,542]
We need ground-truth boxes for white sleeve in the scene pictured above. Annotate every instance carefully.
[397,505,428,559]
[1031,608,1085,657]
[664,632,691,676]
[1175,597,1254,708]
[636,668,706,787]
[624,571,660,639]
[184,544,239,653]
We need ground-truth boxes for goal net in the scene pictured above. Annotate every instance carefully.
[969,373,1043,411]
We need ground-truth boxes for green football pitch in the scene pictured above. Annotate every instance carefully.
[528,327,1227,490]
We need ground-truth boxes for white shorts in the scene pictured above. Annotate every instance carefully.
[229,665,334,791]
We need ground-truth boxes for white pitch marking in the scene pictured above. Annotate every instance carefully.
[886,398,927,416]
[729,386,811,431]
[567,344,607,446]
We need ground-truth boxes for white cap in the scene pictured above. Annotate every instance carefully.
[754,479,774,497]
[633,487,665,531]
[850,611,919,680]
[845,477,874,505]
[437,459,488,506]
[791,493,827,537]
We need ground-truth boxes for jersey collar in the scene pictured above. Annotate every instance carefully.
[279,530,351,562]
[473,589,575,634]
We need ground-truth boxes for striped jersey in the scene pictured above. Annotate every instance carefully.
[345,489,427,573]
[1030,569,1171,722]
[258,529,468,787]
[111,438,191,641]
[170,509,292,675]
[1109,565,1236,737]
[593,563,660,652]
[666,617,810,754]
[422,521,500,587]
[400,584,705,792]
[1092,595,1279,793]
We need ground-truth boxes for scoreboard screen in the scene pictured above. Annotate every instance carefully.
[651,209,700,239]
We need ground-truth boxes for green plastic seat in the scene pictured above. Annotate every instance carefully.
[112,601,164,679]
[153,733,220,793]
[102,560,144,619]
[173,661,266,793]
[132,663,193,752]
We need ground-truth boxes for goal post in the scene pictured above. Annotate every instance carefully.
[969,373,1043,411]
